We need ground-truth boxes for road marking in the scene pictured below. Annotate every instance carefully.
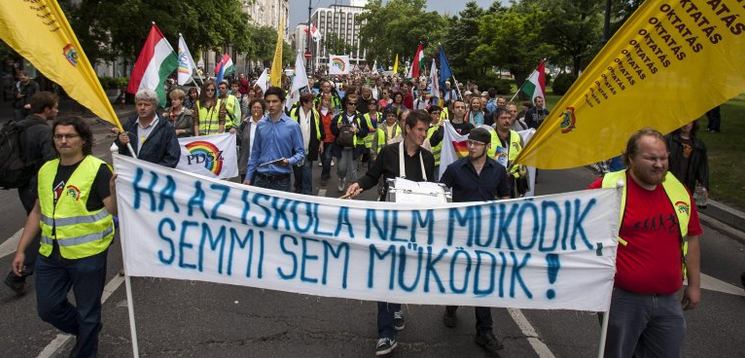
[700,273,744,297]
[36,273,125,358]
[507,308,556,358]
[0,229,22,259]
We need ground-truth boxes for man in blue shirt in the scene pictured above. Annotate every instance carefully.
[439,127,510,356]
[244,87,305,192]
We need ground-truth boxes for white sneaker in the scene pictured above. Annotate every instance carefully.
[331,160,335,167]
[337,179,345,192]
[318,161,323,167]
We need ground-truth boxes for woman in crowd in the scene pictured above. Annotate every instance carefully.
[184,87,199,110]
[318,93,337,186]
[238,99,266,182]
[378,88,392,109]
[164,88,193,137]
[194,80,225,136]
[667,120,709,206]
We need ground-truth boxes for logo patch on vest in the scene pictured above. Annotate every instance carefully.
[65,185,82,201]
[674,200,690,216]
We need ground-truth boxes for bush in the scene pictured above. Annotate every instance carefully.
[551,73,577,95]
[473,73,513,95]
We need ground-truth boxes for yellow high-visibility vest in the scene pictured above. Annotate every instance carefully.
[37,156,114,259]
[602,170,691,277]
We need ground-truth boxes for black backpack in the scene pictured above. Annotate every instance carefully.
[0,120,44,189]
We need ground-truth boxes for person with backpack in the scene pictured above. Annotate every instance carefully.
[331,94,367,192]
[2,91,58,294]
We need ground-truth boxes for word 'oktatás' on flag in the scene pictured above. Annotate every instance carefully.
[0,0,122,129]
[517,0,745,169]
[127,23,178,107]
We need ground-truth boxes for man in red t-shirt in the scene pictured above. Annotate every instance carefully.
[589,128,701,358]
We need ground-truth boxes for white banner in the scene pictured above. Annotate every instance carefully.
[176,133,238,179]
[114,154,619,312]
[328,55,350,75]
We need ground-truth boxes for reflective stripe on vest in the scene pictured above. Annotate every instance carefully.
[37,156,114,259]
[41,225,114,247]
[40,210,109,227]
[601,170,691,277]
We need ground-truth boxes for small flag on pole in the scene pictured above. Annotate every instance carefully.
[520,60,546,103]
[270,17,285,87]
[214,54,235,85]
[177,34,198,86]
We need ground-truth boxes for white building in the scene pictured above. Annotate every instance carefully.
[243,0,289,34]
[310,2,367,70]
[292,24,310,54]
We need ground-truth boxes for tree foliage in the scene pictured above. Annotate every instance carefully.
[357,0,446,67]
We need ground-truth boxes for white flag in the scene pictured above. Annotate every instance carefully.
[328,55,350,75]
[255,68,268,93]
[286,52,309,110]
[176,133,238,179]
[429,59,439,100]
[177,34,198,86]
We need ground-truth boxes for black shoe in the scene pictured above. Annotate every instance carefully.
[375,337,397,356]
[4,272,27,296]
[474,331,504,355]
[393,310,405,331]
[443,308,457,328]
[740,272,745,290]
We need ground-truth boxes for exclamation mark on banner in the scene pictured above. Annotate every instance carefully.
[546,253,560,299]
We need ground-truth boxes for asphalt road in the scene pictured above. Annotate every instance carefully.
[0,120,743,358]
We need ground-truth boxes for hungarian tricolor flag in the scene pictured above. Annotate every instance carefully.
[406,43,424,79]
[520,60,546,102]
[214,54,235,85]
[126,23,178,106]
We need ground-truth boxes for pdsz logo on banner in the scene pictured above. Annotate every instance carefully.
[185,150,224,165]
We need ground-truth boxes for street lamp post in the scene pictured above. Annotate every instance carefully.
[306,0,313,74]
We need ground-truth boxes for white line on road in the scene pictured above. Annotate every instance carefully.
[36,274,126,358]
[0,228,22,259]
[700,273,745,297]
[507,308,556,358]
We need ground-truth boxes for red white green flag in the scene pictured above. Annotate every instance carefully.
[520,61,546,102]
[406,43,424,79]
[127,23,178,106]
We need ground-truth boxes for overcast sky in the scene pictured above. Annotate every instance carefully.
[289,0,500,27]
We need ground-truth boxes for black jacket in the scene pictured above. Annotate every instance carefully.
[666,133,709,191]
[116,114,180,168]
[18,114,55,190]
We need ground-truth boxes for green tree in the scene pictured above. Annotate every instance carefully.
[357,0,446,68]
[324,33,353,55]
[475,3,555,87]
[441,1,487,80]
[538,0,604,76]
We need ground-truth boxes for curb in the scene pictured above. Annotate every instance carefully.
[698,198,745,244]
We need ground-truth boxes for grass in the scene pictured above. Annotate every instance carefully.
[537,93,745,210]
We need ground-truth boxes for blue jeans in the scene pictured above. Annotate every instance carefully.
[293,160,313,194]
[377,301,401,339]
[321,143,334,180]
[253,172,291,192]
[36,251,108,358]
[603,287,685,358]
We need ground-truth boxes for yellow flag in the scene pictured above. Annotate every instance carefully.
[0,0,122,130]
[393,54,399,74]
[270,16,285,88]
[516,0,745,169]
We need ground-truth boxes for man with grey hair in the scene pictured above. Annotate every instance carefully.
[115,89,180,167]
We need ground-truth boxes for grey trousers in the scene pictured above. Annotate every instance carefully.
[603,287,686,358]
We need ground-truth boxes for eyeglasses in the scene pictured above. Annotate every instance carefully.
[348,102,358,105]
[53,134,79,141]
[206,88,216,92]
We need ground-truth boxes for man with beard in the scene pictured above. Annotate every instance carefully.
[589,128,702,357]
[439,127,510,356]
